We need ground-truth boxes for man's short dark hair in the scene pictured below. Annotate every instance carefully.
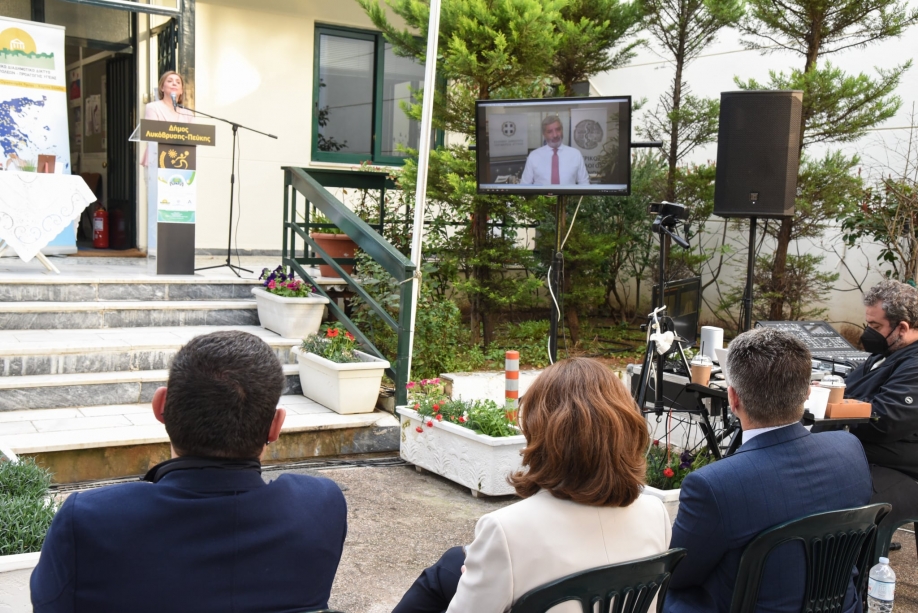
[864,279,918,328]
[726,328,812,427]
[164,330,286,458]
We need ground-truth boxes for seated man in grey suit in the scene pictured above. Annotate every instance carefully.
[665,328,873,613]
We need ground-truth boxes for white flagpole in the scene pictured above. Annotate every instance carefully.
[406,0,442,384]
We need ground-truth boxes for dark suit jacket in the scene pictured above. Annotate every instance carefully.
[665,423,872,613]
[30,467,347,613]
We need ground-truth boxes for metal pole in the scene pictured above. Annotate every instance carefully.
[654,228,666,416]
[405,0,442,383]
[548,196,563,363]
[743,217,757,332]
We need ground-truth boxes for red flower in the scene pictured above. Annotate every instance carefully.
[663,467,675,478]
[436,415,443,421]
[415,426,423,433]
[345,332,355,341]
[413,403,420,410]
[652,440,660,447]
[426,420,434,427]
[326,328,340,338]
[432,404,440,413]
[459,416,467,423]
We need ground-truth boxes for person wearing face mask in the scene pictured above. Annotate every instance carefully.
[843,279,918,537]
[519,115,590,186]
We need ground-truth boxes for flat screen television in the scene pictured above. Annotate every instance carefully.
[475,96,631,196]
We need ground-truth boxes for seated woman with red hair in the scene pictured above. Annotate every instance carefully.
[394,357,671,613]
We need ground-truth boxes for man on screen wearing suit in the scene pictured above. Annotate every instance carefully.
[31,331,347,613]
[520,115,590,186]
[665,328,873,613]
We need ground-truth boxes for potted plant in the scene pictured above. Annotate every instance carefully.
[397,379,526,497]
[292,324,389,415]
[0,458,57,611]
[642,440,715,518]
[251,266,329,339]
[310,211,357,278]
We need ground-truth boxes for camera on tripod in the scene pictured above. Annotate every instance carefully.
[647,201,688,221]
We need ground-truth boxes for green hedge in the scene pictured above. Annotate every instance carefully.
[0,458,56,556]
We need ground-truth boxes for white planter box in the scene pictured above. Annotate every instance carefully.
[0,552,41,613]
[642,484,680,522]
[293,347,389,415]
[251,287,328,339]
[397,406,526,497]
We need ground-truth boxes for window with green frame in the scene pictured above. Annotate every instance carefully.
[313,25,435,165]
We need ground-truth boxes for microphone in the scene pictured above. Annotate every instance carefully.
[171,93,177,111]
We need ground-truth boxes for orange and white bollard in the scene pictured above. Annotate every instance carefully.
[505,351,519,420]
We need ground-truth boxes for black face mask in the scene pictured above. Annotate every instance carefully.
[861,326,897,357]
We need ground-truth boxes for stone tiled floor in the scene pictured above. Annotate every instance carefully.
[0,395,395,455]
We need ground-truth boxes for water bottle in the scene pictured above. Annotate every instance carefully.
[867,557,896,613]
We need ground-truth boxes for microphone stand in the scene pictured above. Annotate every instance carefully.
[177,103,278,277]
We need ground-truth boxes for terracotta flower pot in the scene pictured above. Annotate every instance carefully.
[310,233,357,278]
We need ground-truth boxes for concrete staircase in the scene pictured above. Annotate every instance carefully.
[0,270,398,482]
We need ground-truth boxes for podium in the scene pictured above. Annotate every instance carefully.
[131,119,216,275]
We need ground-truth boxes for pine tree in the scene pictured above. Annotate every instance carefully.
[738,0,918,319]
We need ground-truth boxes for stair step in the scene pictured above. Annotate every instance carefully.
[0,325,300,376]
[0,396,399,482]
[0,278,260,302]
[0,300,258,330]
[0,364,302,411]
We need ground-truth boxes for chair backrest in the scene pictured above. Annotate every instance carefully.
[729,503,890,613]
[509,548,687,613]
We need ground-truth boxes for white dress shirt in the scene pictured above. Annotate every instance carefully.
[741,421,797,445]
[520,144,590,185]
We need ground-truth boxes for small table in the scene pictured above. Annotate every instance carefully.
[803,411,871,430]
[0,173,95,274]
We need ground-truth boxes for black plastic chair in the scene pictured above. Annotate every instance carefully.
[874,517,918,562]
[728,503,890,613]
[508,548,686,613]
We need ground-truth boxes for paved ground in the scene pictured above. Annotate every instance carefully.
[264,461,918,613]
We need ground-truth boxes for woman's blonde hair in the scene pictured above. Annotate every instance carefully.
[509,358,648,507]
[157,71,184,105]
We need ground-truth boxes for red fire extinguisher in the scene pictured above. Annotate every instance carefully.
[93,207,109,249]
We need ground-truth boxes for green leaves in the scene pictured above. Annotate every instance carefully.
[735,61,909,147]
[0,458,56,556]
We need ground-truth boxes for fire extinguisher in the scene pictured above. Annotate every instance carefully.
[93,207,109,249]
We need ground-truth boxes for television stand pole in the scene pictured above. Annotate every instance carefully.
[548,195,564,363]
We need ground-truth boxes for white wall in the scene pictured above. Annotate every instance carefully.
[185,0,396,251]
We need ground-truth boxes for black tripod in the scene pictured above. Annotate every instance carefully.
[633,202,692,415]
[180,105,278,277]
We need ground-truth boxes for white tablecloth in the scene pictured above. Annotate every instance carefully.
[0,173,94,262]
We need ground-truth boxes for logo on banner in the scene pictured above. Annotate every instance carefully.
[501,121,516,137]
[0,28,54,69]
[573,119,604,150]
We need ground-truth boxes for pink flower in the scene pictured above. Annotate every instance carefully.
[406,382,416,390]
[267,280,276,290]
[432,378,440,384]
[421,379,429,386]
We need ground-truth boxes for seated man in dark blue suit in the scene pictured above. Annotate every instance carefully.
[665,328,872,613]
[31,330,348,613]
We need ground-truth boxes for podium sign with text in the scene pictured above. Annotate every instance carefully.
[132,119,215,275]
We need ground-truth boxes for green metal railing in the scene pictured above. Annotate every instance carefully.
[282,167,415,406]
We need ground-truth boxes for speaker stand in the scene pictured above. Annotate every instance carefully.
[741,216,757,332]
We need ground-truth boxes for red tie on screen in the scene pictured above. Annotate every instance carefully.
[551,148,560,184]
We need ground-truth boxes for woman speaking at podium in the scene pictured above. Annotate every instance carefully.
[141,71,195,256]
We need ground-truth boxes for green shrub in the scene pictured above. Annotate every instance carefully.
[0,458,56,555]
